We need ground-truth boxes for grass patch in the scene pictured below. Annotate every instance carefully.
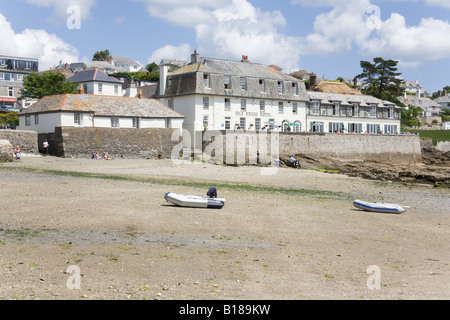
[406,129,450,146]
[0,166,351,200]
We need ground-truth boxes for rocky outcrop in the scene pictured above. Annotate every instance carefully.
[0,139,14,162]
[282,146,450,187]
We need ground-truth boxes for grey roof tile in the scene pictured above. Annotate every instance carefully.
[20,94,184,118]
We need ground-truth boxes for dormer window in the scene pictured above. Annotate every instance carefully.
[224,76,230,89]
[277,81,284,94]
[203,74,210,88]
[292,82,299,95]
[240,77,247,91]
[259,79,266,92]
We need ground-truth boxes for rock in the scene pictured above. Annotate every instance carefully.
[0,139,14,162]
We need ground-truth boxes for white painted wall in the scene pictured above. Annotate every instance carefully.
[78,82,123,96]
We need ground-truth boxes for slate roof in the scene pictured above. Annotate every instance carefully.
[398,95,441,108]
[168,57,299,82]
[313,80,363,95]
[308,91,400,108]
[20,94,184,118]
[434,94,450,104]
[69,68,123,84]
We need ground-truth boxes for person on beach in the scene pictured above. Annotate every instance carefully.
[43,139,49,155]
[14,145,21,160]
[207,187,218,198]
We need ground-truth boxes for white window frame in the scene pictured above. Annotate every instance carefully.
[224,76,230,89]
[203,97,209,110]
[224,98,231,111]
[292,82,299,95]
[240,77,247,91]
[241,99,246,111]
[111,117,119,128]
[203,74,210,88]
[278,102,284,114]
[259,79,266,92]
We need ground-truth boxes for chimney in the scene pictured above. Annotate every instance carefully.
[159,62,169,96]
[65,63,69,70]
[78,87,85,94]
[310,73,317,89]
[138,89,143,99]
[191,49,200,64]
[353,77,358,89]
[241,55,249,62]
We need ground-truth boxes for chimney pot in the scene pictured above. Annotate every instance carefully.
[191,50,200,64]
[78,88,85,94]
[310,73,317,89]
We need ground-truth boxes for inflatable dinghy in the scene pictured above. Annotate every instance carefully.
[353,199,406,214]
[164,192,225,209]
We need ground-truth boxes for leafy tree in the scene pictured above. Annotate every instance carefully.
[93,49,112,62]
[20,72,79,100]
[146,62,159,73]
[401,104,423,127]
[431,86,450,99]
[0,112,18,128]
[441,107,450,122]
[357,57,404,104]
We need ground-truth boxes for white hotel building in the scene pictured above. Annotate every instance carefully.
[157,52,402,146]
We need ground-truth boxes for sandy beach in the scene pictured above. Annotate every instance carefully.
[0,156,449,300]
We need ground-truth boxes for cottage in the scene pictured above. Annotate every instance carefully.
[69,68,124,96]
[17,93,184,134]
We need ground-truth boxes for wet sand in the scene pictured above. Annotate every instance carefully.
[0,156,448,300]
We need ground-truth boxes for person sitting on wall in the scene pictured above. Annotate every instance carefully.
[207,187,218,198]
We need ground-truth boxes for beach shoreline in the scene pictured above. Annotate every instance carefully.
[0,157,449,300]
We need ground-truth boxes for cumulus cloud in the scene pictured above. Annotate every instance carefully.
[296,0,450,67]
[148,44,192,64]
[139,0,302,72]
[0,13,79,70]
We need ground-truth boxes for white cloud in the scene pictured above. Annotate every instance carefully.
[148,44,192,64]
[0,13,79,71]
[140,0,302,72]
[362,13,450,63]
[295,0,450,67]
[425,0,450,8]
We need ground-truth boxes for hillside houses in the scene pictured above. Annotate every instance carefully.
[6,51,412,154]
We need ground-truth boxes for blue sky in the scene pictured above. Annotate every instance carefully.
[1,0,450,94]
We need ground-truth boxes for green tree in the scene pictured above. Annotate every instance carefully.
[20,72,79,100]
[431,86,450,99]
[401,104,423,127]
[146,62,159,73]
[93,49,112,62]
[0,112,19,128]
[441,107,450,122]
[357,57,404,104]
